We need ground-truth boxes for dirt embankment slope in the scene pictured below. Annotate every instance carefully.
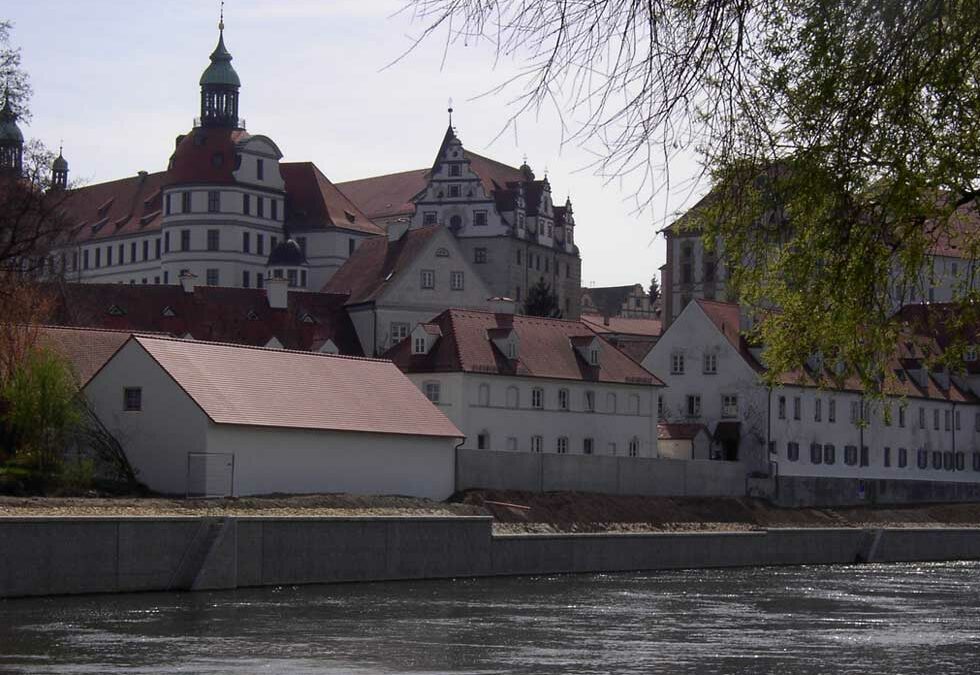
[2,491,980,534]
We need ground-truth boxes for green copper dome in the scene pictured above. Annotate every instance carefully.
[52,151,68,171]
[199,30,241,88]
[0,96,24,143]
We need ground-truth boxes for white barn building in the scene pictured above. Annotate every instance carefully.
[83,335,463,499]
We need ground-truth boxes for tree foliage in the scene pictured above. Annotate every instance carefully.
[649,275,660,305]
[404,0,980,389]
[524,277,563,317]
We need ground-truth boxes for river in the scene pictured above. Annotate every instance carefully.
[1,561,979,674]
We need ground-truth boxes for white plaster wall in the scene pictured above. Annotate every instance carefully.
[407,372,659,458]
[83,340,210,495]
[207,424,457,499]
[645,301,769,468]
[233,137,286,190]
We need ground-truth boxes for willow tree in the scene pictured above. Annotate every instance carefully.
[402,0,980,389]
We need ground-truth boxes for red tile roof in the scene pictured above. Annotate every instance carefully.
[335,151,529,222]
[387,309,664,385]
[581,314,662,337]
[54,132,378,244]
[335,169,428,221]
[279,162,382,236]
[35,325,136,385]
[130,335,463,438]
[46,283,363,355]
[321,225,442,304]
[695,299,764,373]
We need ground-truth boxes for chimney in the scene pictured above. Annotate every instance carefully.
[388,219,411,242]
[266,275,289,310]
[179,270,199,294]
[486,296,517,314]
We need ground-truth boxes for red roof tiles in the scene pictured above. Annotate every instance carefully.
[581,315,662,338]
[279,162,382,236]
[321,225,442,303]
[387,309,664,385]
[130,336,463,438]
[46,283,363,355]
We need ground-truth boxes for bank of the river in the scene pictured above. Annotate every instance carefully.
[4,491,980,534]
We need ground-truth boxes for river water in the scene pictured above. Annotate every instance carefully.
[1,562,979,674]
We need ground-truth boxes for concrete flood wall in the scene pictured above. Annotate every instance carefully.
[773,476,980,507]
[3,517,980,599]
[455,449,746,497]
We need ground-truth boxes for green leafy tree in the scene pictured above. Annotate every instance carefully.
[649,275,660,305]
[524,277,562,318]
[404,0,980,390]
[1,347,81,476]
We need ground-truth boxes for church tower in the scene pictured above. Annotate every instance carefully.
[0,90,24,177]
[198,12,241,129]
[51,146,69,190]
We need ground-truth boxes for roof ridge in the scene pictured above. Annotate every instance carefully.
[336,167,428,184]
[134,333,391,364]
[447,307,596,327]
[33,324,161,336]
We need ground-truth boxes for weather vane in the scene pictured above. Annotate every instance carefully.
[448,97,454,127]
[219,0,225,31]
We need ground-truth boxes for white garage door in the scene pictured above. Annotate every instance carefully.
[187,452,235,498]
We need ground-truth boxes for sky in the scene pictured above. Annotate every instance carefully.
[5,0,705,288]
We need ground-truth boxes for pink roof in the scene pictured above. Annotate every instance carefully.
[581,314,662,337]
[387,309,664,386]
[279,162,383,236]
[658,423,710,441]
[128,336,463,438]
[36,325,137,385]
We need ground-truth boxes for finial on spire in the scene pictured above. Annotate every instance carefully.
[448,97,454,128]
[219,0,225,31]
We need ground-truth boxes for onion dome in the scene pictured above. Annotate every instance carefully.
[0,94,23,143]
[267,238,308,267]
[200,28,241,88]
[52,150,69,172]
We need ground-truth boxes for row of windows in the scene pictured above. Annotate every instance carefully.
[670,352,717,375]
[477,432,641,457]
[464,383,645,415]
[422,210,488,227]
[672,394,737,419]
[420,269,465,290]
[82,238,162,271]
[164,190,281,221]
[781,442,980,472]
[776,395,965,431]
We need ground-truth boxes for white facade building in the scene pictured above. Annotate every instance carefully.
[645,299,980,486]
[83,335,463,499]
[387,309,663,458]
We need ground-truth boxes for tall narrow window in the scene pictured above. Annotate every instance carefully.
[243,193,251,215]
[585,390,596,412]
[671,352,685,374]
[583,438,594,455]
[628,437,640,457]
[814,398,822,422]
[207,229,220,251]
[703,352,717,374]
[686,394,701,417]
[531,436,543,453]
[558,388,569,411]
[556,437,568,454]
[778,396,786,420]
[181,191,191,213]
[532,387,544,409]
[180,229,191,252]
[242,232,251,253]
[451,271,464,290]
[256,158,265,180]
[420,269,435,289]
[271,200,279,221]
[478,383,490,406]
[208,190,221,213]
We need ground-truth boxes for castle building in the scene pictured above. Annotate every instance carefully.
[337,124,584,318]
[41,20,382,291]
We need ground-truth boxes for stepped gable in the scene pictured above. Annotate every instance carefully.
[387,308,663,385]
[280,162,382,236]
[130,335,462,438]
[321,225,441,304]
[47,283,362,355]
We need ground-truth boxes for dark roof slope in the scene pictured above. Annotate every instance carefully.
[45,283,363,355]
[386,309,663,385]
[280,162,383,235]
[322,225,441,304]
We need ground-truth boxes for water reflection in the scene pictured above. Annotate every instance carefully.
[1,562,979,674]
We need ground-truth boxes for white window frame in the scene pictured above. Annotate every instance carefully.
[671,352,685,374]
[423,381,441,403]
[450,270,464,290]
[531,387,544,409]
[703,352,717,374]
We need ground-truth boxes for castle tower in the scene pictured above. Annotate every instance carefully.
[51,146,69,189]
[198,13,241,129]
[0,91,24,177]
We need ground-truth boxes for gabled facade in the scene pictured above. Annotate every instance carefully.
[645,299,980,487]
[337,125,583,318]
[386,309,664,458]
[323,224,509,356]
[581,283,657,319]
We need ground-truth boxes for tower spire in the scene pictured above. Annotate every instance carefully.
[220,0,225,31]
[199,3,242,129]
[447,97,454,128]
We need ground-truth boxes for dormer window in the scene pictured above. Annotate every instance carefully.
[589,347,600,366]
[107,304,126,317]
[413,336,427,354]
[507,341,518,359]
[161,306,176,318]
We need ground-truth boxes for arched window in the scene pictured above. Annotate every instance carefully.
[478,383,490,406]
[506,386,520,408]
[628,437,640,457]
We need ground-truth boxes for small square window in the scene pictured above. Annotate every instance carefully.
[449,184,461,198]
[423,211,438,225]
[474,248,487,264]
[123,387,142,412]
[449,164,462,177]
[474,210,488,226]
[424,381,441,403]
